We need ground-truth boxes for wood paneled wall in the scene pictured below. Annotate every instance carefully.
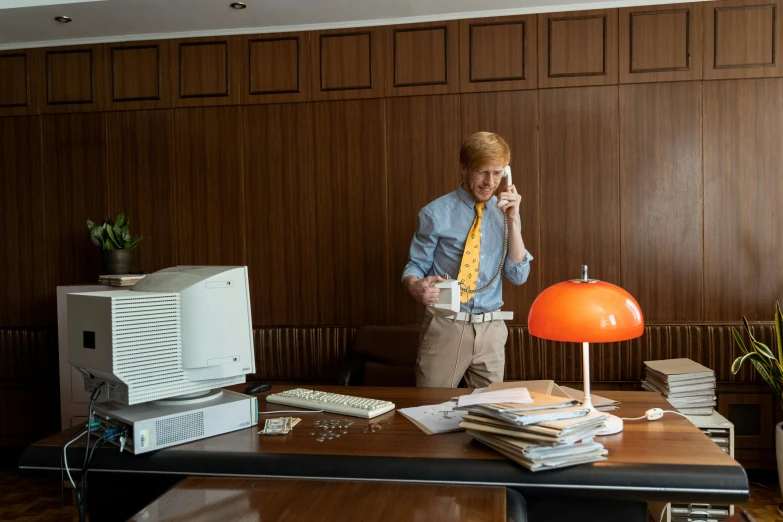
[2,0,783,328]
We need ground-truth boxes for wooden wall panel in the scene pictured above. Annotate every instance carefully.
[106,110,177,274]
[39,45,105,113]
[313,99,387,324]
[386,95,461,325]
[0,50,39,116]
[0,117,50,326]
[459,15,538,92]
[104,41,171,110]
[41,113,107,287]
[243,104,318,325]
[704,78,783,321]
[619,82,703,322]
[620,3,703,83]
[170,37,242,107]
[539,86,620,287]
[705,0,783,79]
[173,107,245,265]
[241,32,311,104]
[385,21,459,96]
[538,9,619,88]
[461,91,541,322]
[311,27,387,100]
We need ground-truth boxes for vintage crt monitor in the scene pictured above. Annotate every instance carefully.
[67,266,258,453]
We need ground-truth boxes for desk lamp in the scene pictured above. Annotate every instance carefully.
[528,265,644,435]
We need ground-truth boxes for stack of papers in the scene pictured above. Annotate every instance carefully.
[397,402,467,435]
[457,383,609,472]
[642,359,716,415]
[559,386,620,412]
[99,274,146,286]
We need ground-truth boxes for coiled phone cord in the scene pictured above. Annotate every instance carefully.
[447,215,509,386]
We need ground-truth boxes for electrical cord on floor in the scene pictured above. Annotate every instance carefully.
[77,382,105,522]
[61,429,88,505]
[80,431,121,504]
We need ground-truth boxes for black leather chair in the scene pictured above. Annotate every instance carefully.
[337,326,420,386]
[506,489,528,522]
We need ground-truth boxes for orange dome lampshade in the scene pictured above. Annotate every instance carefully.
[528,265,644,435]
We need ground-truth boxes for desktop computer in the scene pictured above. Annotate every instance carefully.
[68,266,258,453]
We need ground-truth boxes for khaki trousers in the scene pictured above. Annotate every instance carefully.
[415,310,508,388]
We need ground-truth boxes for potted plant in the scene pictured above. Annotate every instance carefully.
[87,212,144,275]
[731,301,783,515]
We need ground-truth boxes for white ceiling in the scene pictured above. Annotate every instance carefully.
[0,0,706,50]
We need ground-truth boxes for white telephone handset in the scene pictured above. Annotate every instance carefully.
[496,165,513,208]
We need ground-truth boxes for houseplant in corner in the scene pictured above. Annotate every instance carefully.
[730,301,783,516]
[87,212,144,275]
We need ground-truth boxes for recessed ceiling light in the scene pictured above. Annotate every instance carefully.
[230,2,246,9]
[54,15,72,23]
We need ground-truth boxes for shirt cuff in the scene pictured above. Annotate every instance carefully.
[402,266,426,283]
[509,251,533,266]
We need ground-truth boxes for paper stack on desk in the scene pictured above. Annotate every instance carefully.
[458,392,609,472]
[98,274,146,286]
[642,358,716,415]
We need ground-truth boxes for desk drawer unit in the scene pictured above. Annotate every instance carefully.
[649,412,734,522]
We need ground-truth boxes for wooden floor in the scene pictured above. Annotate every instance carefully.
[1,470,781,521]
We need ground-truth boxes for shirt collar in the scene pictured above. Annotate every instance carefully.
[458,184,495,210]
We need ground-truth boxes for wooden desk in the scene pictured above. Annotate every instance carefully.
[127,477,510,522]
[19,386,748,522]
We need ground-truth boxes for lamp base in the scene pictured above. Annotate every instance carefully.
[595,413,623,436]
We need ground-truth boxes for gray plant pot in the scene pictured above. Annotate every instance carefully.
[102,249,133,275]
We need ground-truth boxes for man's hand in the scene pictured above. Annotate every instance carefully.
[404,275,446,306]
[497,184,521,218]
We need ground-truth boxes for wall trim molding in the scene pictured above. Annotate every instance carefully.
[0,0,708,51]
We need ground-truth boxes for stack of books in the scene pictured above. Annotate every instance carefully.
[642,358,716,415]
[98,274,146,287]
[457,391,609,472]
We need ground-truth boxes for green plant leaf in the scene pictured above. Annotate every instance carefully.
[776,301,783,364]
[753,340,776,359]
[751,359,783,395]
[742,316,756,343]
[87,219,95,230]
[730,356,744,374]
[121,225,130,242]
[90,227,104,247]
[127,235,144,250]
[732,351,767,374]
[105,226,122,249]
[103,238,115,250]
[741,350,765,368]
[732,327,749,355]
[115,212,126,228]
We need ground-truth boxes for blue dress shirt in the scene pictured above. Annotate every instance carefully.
[402,185,533,313]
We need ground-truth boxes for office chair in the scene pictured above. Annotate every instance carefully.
[506,489,528,522]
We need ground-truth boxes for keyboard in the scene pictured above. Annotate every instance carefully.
[265,388,396,419]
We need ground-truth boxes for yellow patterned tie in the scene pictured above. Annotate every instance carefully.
[457,202,484,303]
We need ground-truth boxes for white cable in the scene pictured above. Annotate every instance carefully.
[659,504,667,522]
[621,410,690,421]
[63,430,88,491]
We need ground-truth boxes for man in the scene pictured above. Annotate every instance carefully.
[402,132,533,388]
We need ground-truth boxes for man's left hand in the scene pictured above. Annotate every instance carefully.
[498,184,521,218]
